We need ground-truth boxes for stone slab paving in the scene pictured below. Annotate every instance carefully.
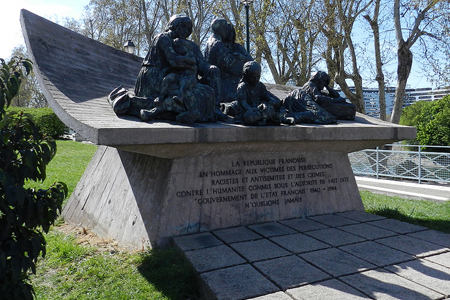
[172,212,450,300]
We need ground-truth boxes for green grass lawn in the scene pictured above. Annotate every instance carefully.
[25,140,98,201]
[28,140,450,299]
[362,190,450,233]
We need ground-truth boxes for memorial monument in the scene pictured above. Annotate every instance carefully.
[21,9,416,250]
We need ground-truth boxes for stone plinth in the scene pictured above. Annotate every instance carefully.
[21,9,416,249]
[63,146,364,248]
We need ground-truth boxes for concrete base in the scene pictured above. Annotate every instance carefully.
[63,146,364,249]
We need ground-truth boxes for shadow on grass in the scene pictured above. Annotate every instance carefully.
[367,207,450,233]
[137,247,201,300]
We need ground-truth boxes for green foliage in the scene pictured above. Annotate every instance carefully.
[400,95,450,151]
[0,57,67,299]
[7,107,68,138]
[399,100,431,127]
[25,140,97,202]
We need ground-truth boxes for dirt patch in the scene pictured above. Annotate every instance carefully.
[55,222,136,253]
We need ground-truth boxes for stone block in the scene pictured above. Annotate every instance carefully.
[339,241,413,267]
[199,264,279,300]
[340,269,444,299]
[308,214,360,227]
[424,252,450,269]
[254,255,330,290]
[213,226,262,244]
[300,248,376,277]
[183,245,246,273]
[335,211,385,222]
[247,292,293,300]
[230,239,291,262]
[375,235,449,258]
[279,218,330,232]
[367,218,428,234]
[270,233,330,253]
[287,279,371,300]
[173,232,223,251]
[338,223,397,240]
[408,229,450,248]
[305,228,366,247]
[248,222,297,238]
[385,259,450,296]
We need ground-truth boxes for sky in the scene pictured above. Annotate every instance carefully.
[1,0,432,89]
[1,0,90,59]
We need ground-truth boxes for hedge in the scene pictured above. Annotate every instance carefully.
[7,107,69,138]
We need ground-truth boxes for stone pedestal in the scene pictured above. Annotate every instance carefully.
[63,146,363,249]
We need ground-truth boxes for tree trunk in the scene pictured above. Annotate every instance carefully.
[364,0,386,120]
[391,42,412,123]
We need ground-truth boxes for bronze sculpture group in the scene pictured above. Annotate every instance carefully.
[108,14,356,125]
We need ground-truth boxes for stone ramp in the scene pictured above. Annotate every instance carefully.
[173,212,450,300]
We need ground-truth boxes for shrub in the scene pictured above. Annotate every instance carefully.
[0,57,67,299]
[400,95,450,151]
[7,107,68,138]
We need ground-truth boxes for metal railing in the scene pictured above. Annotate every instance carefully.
[349,144,450,184]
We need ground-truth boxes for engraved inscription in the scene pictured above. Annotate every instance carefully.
[175,155,351,209]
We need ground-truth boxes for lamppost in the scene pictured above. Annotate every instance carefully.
[123,40,136,55]
[240,0,254,53]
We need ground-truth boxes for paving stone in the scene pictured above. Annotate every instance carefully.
[385,259,450,296]
[279,218,329,232]
[247,291,292,300]
[287,279,371,300]
[300,248,376,277]
[213,226,262,244]
[200,264,279,300]
[338,223,398,240]
[184,244,246,273]
[336,211,385,222]
[254,255,331,290]
[172,232,223,251]
[339,241,413,267]
[308,214,360,227]
[230,239,291,262]
[376,235,449,258]
[248,222,297,237]
[270,233,330,254]
[368,218,428,234]
[408,229,450,248]
[424,252,450,269]
[340,269,444,300]
[305,228,366,247]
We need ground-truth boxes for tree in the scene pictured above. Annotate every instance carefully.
[0,57,67,299]
[9,46,46,108]
[319,0,373,113]
[400,96,450,150]
[405,96,450,150]
[391,0,450,124]
[364,0,387,120]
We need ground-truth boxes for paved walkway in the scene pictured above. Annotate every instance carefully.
[355,176,450,202]
[173,212,450,300]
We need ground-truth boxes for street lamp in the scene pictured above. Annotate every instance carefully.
[240,0,254,53]
[123,40,136,55]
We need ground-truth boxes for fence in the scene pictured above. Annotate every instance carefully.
[349,144,450,184]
